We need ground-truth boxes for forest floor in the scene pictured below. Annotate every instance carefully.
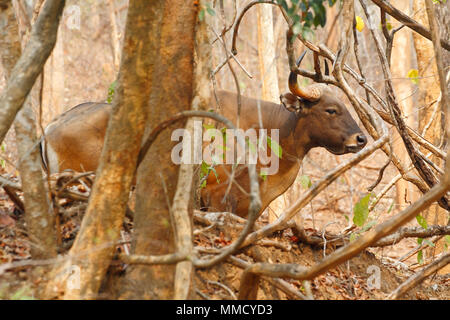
[0,189,448,300]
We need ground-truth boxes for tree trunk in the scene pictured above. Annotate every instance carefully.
[256,4,279,102]
[107,0,121,73]
[43,0,157,299]
[0,0,58,260]
[0,1,21,76]
[173,1,211,299]
[256,4,284,223]
[42,21,64,125]
[391,0,417,210]
[412,0,448,272]
[0,0,64,144]
[119,0,197,300]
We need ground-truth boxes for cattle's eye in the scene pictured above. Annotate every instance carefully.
[325,108,337,115]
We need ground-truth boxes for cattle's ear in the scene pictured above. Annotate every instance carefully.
[280,93,303,113]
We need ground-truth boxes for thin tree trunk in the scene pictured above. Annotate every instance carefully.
[107,0,121,73]
[256,4,279,102]
[1,0,58,260]
[412,0,447,271]
[0,0,64,144]
[256,4,283,223]
[423,0,450,274]
[390,0,417,209]
[42,22,64,125]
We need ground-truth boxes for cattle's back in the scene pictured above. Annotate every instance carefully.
[43,102,112,173]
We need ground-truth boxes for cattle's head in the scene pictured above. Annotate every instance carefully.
[280,53,367,155]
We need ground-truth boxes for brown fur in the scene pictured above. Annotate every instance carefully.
[42,102,111,173]
[201,90,366,217]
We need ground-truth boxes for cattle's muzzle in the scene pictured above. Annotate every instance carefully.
[345,133,367,153]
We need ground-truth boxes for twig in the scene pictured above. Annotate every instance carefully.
[360,0,449,211]
[241,131,388,248]
[369,173,402,212]
[206,280,237,300]
[136,110,261,269]
[374,225,450,247]
[118,252,188,265]
[238,169,449,289]
[387,252,450,300]
[398,235,444,263]
[231,0,278,55]
[137,110,235,168]
[370,0,450,51]
[228,255,308,300]
[367,148,392,192]
[423,0,449,139]
[211,34,253,79]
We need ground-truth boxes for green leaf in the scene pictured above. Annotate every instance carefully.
[260,171,267,181]
[209,166,220,183]
[292,22,302,36]
[417,250,424,264]
[200,161,209,176]
[198,8,205,21]
[106,81,116,104]
[416,215,428,229]
[349,232,358,242]
[361,220,377,232]
[387,200,394,213]
[206,7,215,16]
[203,123,215,130]
[353,194,371,227]
[444,235,450,251]
[301,25,314,41]
[267,136,282,159]
[407,69,419,85]
[423,239,435,247]
[10,287,34,300]
[247,138,257,154]
[299,175,312,189]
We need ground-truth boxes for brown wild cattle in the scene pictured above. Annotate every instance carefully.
[41,53,367,218]
[200,54,367,217]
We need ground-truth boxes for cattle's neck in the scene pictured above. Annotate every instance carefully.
[214,90,314,162]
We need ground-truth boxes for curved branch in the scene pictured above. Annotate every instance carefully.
[239,172,449,291]
[137,110,262,269]
[231,0,279,55]
[370,0,450,51]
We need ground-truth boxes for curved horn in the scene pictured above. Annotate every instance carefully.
[288,51,323,101]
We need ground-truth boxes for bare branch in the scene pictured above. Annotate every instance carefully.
[370,0,450,51]
[387,252,450,299]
